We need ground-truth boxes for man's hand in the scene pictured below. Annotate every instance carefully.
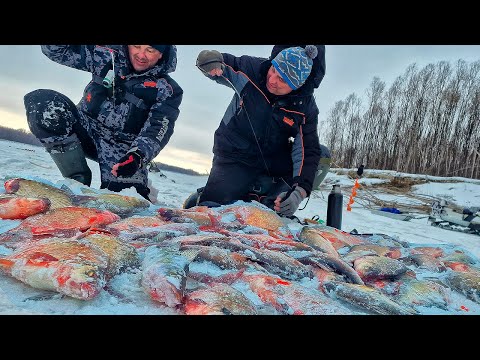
[274,186,307,217]
[196,50,224,76]
[111,152,142,177]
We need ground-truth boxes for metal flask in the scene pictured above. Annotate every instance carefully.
[327,184,343,229]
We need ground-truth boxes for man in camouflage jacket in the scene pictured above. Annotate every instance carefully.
[24,45,183,201]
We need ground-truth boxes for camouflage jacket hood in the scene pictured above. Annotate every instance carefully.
[103,45,177,79]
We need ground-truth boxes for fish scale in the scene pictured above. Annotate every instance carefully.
[3,179,480,314]
[4,178,74,209]
[0,238,109,300]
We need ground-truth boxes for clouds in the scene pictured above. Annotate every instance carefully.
[1,45,480,173]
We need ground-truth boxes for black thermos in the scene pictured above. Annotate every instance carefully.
[327,184,343,229]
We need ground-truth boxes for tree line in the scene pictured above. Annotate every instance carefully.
[0,125,42,146]
[4,58,479,180]
[0,125,201,176]
[320,59,480,179]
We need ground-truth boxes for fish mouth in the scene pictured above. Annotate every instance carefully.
[42,198,52,209]
[55,265,105,300]
[149,285,183,308]
[63,280,103,300]
[157,208,175,221]
[4,178,20,193]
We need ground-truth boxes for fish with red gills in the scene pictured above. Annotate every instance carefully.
[4,178,74,209]
[141,245,191,308]
[0,238,109,300]
[157,206,220,226]
[11,207,120,236]
[218,204,293,239]
[0,194,51,220]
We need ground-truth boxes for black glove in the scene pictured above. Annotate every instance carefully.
[275,186,307,217]
[112,152,142,177]
[196,50,224,74]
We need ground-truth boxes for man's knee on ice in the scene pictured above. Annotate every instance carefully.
[312,145,332,190]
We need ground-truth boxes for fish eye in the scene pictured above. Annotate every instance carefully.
[85,269,97,278]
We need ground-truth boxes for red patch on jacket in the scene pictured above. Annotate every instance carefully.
[283,116,294,126]
[144,81,157,87]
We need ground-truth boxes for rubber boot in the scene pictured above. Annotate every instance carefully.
[49,142,92,186]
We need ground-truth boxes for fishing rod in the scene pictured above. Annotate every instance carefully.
[196,63,297,208]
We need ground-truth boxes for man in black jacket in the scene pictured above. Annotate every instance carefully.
[357,164,365,178]
[24,45,183,202]
[190,45,328,217]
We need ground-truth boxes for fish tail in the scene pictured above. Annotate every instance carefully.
[218,268,246,284]
[198,225,228,235]
[0,232,15,243]
[60,184,77,196]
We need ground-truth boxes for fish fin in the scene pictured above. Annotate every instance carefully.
[246,261,268,273]
[218,268,246,284]
[199,225,229,235]
[80,187,97,195]
[22,291,65,302]
[0,258,14,269]
[84,228,113,236]
[60,184,76,196]
[0,232,16,243]
[26,252,59,266]
[70,195,97,205]
[180,248,202,261]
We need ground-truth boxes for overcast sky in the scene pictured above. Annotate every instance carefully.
[1,45,479,173]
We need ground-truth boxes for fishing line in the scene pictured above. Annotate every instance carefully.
[195,63,273,179]
[109,49,116,104]
[221,75,272,179]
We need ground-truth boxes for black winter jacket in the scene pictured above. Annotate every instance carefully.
[209,45,326,195]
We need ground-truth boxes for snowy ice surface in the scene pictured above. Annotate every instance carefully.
[1,139,479,315]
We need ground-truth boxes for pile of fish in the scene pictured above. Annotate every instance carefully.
[1,177,479,315]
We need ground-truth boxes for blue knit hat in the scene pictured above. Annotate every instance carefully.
[271,45,318,90]
[151,45,167,53]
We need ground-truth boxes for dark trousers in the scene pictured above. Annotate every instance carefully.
[199,155,292,210]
